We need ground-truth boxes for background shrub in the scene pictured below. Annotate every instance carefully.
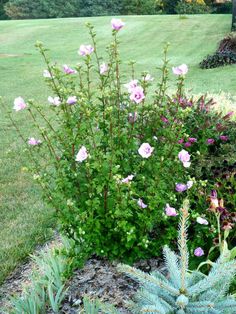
[175,0,212,15]
[4,0,80,19]
[1,0,226,19]
[157,0,180,14]
[213,1,232,14]
[121,0,159,15]
[78,0,123,17]
[0,0,8,19]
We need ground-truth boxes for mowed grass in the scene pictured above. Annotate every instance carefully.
[0,14,235,284]
[0,14,235,104]
[0,121,55,285]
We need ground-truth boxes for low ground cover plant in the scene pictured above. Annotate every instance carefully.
[9,19,236,266]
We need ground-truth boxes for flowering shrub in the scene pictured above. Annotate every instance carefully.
[11,20,236,263]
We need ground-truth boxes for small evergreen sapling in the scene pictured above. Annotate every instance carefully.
[118,200,236,314]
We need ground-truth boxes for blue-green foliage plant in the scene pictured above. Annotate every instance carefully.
[118,200,236,314]
[10,248,67,314]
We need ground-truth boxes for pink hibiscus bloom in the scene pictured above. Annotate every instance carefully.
[63,64,77,74]
[137,198,147,209]
[100,63,108,75]
[121,175,134,184]
[78,45,94,56]
[194,247,204,257]
[196,217,208,225]
[130,86,145,104]
[13,97,27,111]
[172,64,188,76]
[124,79,139,93]
[28,137,41,146]
[48,96,61,106]
[75,146,88,162]
[165,204,178,216]
[111,18,125,31]
[66,96,77,105]
[178,149,191,168]
[43,70,53,78]
[138,143,154,158]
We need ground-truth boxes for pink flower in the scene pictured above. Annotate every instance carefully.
[206,138,215,145]
[178,138,184,144]
[144,74,154,82]
[130,86,145,104]
[188,137,197,143]
[178,149,191,168]
[137,198,147,209]
[63,64,77,74]
[66,96,77,105]
[175,183,188,193]
[28,137,41,146]
[111,18,125,31]
[176,180,193,192]
[196,217,208,225]
[48,96,61,106]
[184,142,192,148]
[172,64,188,76]
[43,70,53,78]
[128,112,138,123]
[100,63,108,75]
[220,135,228,141]
[121,175,134,184]
[78,45,94,56]
[13,97,27,111]
[75,146,88,162]
[194,247,204,257]
[165,204,178,216]
[138,143,154,158]
[124,80,139,93]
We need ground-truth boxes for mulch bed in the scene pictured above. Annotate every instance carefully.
[58,256,165,314]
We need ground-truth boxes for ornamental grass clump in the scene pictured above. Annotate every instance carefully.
[8,19,236,262]
[118,200,236,314]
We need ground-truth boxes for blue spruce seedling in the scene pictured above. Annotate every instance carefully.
[118,199,236,314]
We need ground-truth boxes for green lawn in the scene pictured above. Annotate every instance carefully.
[0,14,235,285]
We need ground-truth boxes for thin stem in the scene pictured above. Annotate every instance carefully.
[216,213,222,252]
[114,32,121,138]
[28,108,60,167]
